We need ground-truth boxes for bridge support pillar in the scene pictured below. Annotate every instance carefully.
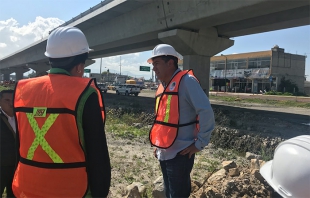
[85,59,96,67]
[2,74,10,81]
[15,71,24,81]
[0,69,14,81]
[28,63,50,76]
[12,68,29,81]
[183,55,210,93]
[158,28,234,96]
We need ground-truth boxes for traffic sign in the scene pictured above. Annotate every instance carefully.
[140,66,150,72]
[84,69,91,73]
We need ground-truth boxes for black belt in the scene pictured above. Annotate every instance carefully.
[20,157,86,169]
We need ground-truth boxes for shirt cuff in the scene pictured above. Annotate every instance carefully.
[195,139,206,150]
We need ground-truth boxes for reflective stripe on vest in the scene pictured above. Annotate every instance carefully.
[150,70,199,148]
[26,112,62,163]
[164,95,172,122]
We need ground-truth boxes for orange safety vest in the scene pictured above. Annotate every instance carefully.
[149,70,199,149]
[12,74,105,198]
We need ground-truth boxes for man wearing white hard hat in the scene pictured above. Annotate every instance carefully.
[148,44,215,197]
[260,135,310,198]
[12,26,111,197]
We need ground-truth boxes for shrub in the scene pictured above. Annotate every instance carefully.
[278,77,299,93]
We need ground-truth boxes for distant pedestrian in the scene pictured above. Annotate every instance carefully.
[12,27,111,197]
[147,44,215,198]
[0,89,16,198]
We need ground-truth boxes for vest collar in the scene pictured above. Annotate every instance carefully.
[163,68,181,87]
[49,68,71,76]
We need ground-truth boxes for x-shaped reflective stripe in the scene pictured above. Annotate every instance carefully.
[26,113,63,163]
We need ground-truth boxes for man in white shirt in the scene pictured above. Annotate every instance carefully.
[148,44,215,198]
[0,89,16,197]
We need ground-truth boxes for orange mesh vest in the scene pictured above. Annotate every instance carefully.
[149,70,199,149]
[12,74,105,198]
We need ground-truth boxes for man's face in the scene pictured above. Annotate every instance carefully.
[0,93,14,117]
[152,57,171,82]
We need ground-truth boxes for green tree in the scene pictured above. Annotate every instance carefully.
[278,77,299,93]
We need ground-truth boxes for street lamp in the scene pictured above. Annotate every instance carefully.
[119,56,122,76]
[221,54,227,92]
[234,65,238,93]
[106,67,109,83]
[99,58,103,82]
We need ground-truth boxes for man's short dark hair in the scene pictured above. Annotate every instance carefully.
[0,90,14,99]
[49,53,88,72]
[154,55,178,69]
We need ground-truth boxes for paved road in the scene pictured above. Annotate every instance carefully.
[105,89,310,126]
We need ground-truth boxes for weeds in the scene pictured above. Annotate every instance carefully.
[260,146,275,161]
[209,95,310,108]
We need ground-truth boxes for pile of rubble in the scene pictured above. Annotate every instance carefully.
[189,158,273,197]
[123,152,277,198]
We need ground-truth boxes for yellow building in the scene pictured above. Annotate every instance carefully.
[209,45,306,93]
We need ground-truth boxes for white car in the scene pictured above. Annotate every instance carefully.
[97,83,108,93]
[116,84,140,96]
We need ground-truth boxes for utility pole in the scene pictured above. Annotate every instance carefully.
[152,70,154,82]
[100,58,102,82]
[120,56,122,76]
[221,54,227,92]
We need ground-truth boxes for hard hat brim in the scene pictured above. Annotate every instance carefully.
[260,161,286,197]
[147,54,182,64]
[45,48,94,58]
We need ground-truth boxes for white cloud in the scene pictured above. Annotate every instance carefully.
[10,36,18,42]
[0,16,153,80]
[0,17,64,58]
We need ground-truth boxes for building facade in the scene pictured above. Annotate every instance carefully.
[210,46,306,93]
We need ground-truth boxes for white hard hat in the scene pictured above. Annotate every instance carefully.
[147,44,182,63]
[45,26,93,58]
[260,135,310,198]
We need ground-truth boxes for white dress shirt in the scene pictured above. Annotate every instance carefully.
[156,69,215,161]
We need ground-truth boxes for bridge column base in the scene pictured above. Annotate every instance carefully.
[158,28,234,96]
[2,73,11,81]
[12,68,29,81]
[0,69,14,81]
[15,71,24,81]
[182,55,210,94]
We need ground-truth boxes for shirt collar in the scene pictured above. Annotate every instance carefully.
[0,107,13,119]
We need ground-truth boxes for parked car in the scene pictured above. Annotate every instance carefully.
[116,84,140,96]
[150,85,158,90]
[97,83,108,93]
[107,85,116,90]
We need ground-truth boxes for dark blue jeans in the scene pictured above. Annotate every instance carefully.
[160,153,195,198]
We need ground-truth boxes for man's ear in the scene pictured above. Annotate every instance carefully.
[168,59,175,68]
[79,63,85,70]
[76,63,85,73]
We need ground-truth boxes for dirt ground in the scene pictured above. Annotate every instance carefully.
[2,90,308,198]
[103,90,309,197]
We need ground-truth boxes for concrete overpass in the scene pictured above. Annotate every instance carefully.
[1,0,309,93]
